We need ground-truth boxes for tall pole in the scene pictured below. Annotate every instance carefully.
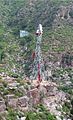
[31,24,47,81]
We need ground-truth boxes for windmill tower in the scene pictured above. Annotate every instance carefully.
[31,24,47,81]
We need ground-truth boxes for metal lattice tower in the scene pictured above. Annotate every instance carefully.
[31,24,47,81]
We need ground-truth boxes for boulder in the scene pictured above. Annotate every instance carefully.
[5,94,15,101]
[18,106,28,112]
[18,96,29,107]
[27,88,40,105]
[7,98,18,109]
[27,88,39,98]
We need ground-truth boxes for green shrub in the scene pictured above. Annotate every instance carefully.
[6,108,17,120]
[70,108,73,115]
[2,81,7,87]
[62,103,70,113]
[25,104,56,120]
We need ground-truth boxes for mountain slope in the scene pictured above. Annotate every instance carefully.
[0,0,73,77]
[0,0,73,119]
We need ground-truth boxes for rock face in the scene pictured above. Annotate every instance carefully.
[0,74,71,119]
[43,91,66,116]
[30,81,67,118]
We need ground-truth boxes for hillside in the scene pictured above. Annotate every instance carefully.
[0,0,73,76]
[0,0,73,119]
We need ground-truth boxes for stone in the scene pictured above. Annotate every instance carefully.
[44,84,57,94]
[27,88,39,98]
[0,83,3,87]
[0,101,6,112]
[8,82,19,89]
[65,81,72,85]
[48,70,52,76]
[33,97,40,105]
[27,88,40,105]
[21,117,26,120]
[39,85,47,97]
[18,106,28,112]
[18,96,29,107]
[5,94,15,101]
[56,116,62,120]
[7,98,18,109]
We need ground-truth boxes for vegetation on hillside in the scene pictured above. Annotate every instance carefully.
[0,0,73,119]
